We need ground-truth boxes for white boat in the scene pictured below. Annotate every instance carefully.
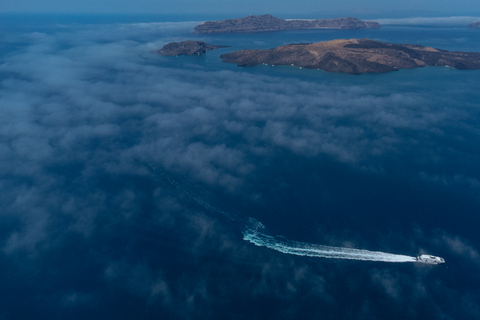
[416,254,445,264]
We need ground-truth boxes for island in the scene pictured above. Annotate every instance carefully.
[467,21,480,28]
[194,14,380,34]
[220,38,480,74]
[158,41,228,56]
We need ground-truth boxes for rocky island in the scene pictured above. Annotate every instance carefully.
[220,38,480,74]
[158,41,228,56]
[194,14,380,34]
[467,21,480,28]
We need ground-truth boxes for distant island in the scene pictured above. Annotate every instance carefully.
[468,21,480,28]
[158,41,228,56]
[220,38,480,74]
[194,14,380,34]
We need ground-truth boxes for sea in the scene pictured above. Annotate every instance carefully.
[1,13,480,320]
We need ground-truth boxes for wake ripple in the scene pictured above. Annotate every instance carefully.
[244,219,417,263]
[151,164,419,263]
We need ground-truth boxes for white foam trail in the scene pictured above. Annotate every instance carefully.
[149,164,418,263]
[244,219,417,263]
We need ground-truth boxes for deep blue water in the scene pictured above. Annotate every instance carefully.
[0,14,480,320]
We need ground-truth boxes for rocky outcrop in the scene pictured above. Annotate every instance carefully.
[158,41,228,56]
[220,39,480,74]
[467,21,480,28]
[194,14,380,34]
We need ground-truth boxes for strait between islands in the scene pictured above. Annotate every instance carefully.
[157,39,480,74]
[159,14,480,74]
[158,39,480,74]
[158,13,480,75]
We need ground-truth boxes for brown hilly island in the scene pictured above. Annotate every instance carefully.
[220,38,480,74]
[158,40,228,56]
[194,14,380,34]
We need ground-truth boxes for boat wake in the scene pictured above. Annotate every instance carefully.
[150,164,435,264]
[244,218,417,263]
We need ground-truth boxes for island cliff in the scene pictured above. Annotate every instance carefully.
[220,38,480,74]
[194,14,380,34]
[158,41,228,56]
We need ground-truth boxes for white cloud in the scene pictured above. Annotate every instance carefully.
[441,234,480,262]
[376,16,480,26]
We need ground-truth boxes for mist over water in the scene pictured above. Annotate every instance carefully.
[1,14,480,320]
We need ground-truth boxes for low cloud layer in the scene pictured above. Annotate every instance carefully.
[376,16,480,26]
[1,20,479,319]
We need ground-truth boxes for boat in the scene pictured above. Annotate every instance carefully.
[416,254,445,264]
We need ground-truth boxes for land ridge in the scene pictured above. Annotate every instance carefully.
[220,38,480,74]
[194,14,380,34]
[158,40,228,56]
